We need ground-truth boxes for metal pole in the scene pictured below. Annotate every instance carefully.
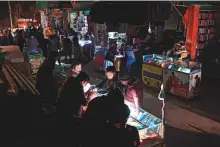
[158,84,165,141]
[8,0,13,29]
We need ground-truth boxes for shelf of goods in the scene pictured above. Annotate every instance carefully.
[197,11,219,60]
[142,54,173,89]
[127,101,163,147]
[163,60,201,99]
[94,48,107,71]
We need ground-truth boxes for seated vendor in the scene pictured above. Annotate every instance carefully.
[95,66,118,92]
[119,74,140,109]
[168,42,189,60]
[68,61,82,77]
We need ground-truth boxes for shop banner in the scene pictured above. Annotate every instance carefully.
[163,69,201,99]
[189,72,201,98]
[142,64,162,89]
[163,69,189,98]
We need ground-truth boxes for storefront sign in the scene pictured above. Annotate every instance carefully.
[142,64,163,89]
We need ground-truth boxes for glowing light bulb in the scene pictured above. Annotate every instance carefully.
[148,22,151,34]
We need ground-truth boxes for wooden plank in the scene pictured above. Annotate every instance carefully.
[16,67,39,95]
[4,64,27,91]
[2,65,17,95]
[7,64,37,95]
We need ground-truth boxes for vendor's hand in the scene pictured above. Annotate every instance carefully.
[93,88,98,92]
[88,92,97,100]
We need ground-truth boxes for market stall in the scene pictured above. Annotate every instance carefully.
[142,54,173,89]
[127,101,164,147]
[163,60,201,99]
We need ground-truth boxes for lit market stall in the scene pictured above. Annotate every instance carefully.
[163,60,201,99]
[142,54,173,89]
[142,4,220,99]
[127,102,164,147]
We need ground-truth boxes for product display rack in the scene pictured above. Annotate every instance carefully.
[196,9,220,60]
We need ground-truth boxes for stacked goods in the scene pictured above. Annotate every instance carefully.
[29,55,45,74]
[1,63,39,96]
[2,65,18,95]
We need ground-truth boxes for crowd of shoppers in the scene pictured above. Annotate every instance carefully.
[36,53,141,147]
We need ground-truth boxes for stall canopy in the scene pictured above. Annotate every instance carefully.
[90,2,171,25]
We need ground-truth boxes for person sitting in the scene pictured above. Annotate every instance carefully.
[68,61,82,78]
[95,66,118,92]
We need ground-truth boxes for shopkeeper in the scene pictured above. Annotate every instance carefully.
[118,74,140,109]
[95,66,118,92]
[167,42,190,60]
[68,61,82,78]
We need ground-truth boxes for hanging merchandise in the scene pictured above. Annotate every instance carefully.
[70,11,77,29]
[94,23,107,47]
[183,5,200,60]
[40,10,48,29]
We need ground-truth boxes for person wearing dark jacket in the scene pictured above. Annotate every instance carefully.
[56,71,90,146]
[36,52,58,114]
[63,34,73,62]
[57,71,90,118]
[7,30,14,45]
[16,30,25,52]
[81,87,125,147]
[105,104,140,147]
[95,66,118,92]
[1,30,9,46]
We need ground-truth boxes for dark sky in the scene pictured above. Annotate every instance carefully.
[0,1,9,19]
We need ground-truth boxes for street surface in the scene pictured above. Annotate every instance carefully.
[83,61,220,147]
